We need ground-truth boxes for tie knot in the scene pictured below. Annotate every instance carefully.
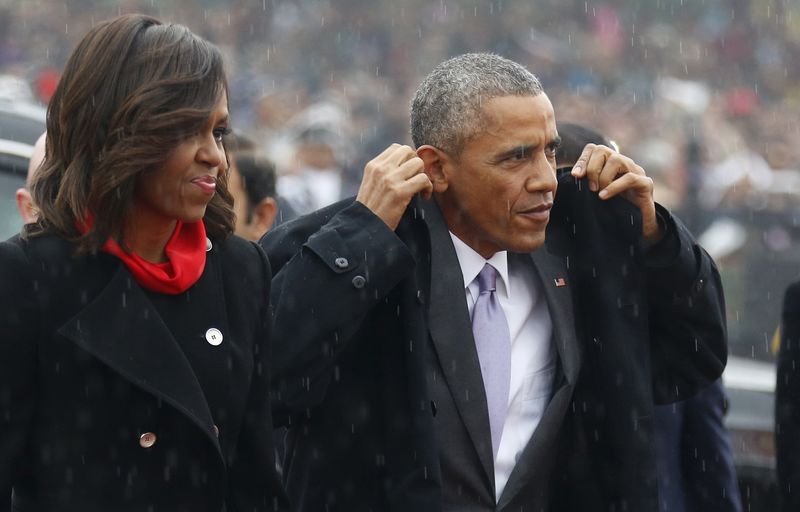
[476,263,498,293]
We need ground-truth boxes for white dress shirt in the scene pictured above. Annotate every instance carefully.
[449,233,556,501]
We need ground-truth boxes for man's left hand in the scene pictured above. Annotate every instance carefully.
[570,143,662,244]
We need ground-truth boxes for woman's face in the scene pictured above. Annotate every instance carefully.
[133,91,230,226]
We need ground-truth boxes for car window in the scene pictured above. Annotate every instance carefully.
[0,112,46,146]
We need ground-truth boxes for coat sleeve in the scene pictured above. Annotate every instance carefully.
[260,200,416,420]
[680,379,743,511]
[776,281,800,511]
[645,206,728,404]
[0,238,39,511]
[227,242,291,512]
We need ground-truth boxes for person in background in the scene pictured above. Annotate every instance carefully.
[557,122,742,512]
[277,112,354,216]
[228,133,283,241]
[14,131,45,224]
[263,53,727,512]
[776,282,800,511]
[0,14,288,511]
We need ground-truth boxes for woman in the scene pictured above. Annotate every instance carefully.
[0,14,288,511]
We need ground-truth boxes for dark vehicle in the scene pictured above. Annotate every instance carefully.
[724,356,776,511]
[0,100,45,240]
[696,207,800,511]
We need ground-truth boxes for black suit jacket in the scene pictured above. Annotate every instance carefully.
[653,378,742,512]
[776,280,800,511]
[0,233,288,512]
[264,177,727,511]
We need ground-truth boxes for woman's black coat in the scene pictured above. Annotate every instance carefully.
[0,233,288,512]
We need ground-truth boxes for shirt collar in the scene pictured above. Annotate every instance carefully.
[449,232,510,297]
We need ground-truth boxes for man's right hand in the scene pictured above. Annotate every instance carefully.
[355,144,433,230]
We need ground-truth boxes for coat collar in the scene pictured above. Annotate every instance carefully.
[56,261,223,458]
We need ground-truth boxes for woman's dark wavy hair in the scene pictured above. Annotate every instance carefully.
[27,14,234,253]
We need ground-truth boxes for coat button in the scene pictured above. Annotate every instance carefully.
[416,290,425,305]
[205,328,223,346]
[206,238,213,252]
[334,257,349,269]
[212,425,219,437]
[352,275,366,289]
[139,432,157,448]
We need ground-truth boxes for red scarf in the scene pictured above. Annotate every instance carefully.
[81,217,207,295]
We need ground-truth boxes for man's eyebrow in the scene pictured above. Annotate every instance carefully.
[495,145,535,160]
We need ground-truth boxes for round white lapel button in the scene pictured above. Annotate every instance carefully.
[206,238,213,252]
[205,328,223,346]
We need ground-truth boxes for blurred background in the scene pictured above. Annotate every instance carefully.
[0,0,797,509]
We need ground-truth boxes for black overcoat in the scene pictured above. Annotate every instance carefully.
[264,177,727,512]
[0,233,288,512]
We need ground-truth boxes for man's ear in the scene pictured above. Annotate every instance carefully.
[416,145,450,194]
[15,188,37,224]
[249,197,278,239]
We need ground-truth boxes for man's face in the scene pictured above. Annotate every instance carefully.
[228,162,251,237]
[228,155,279,242]
[435,94,559,258]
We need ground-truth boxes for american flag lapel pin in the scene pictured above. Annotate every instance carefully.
[554,277,566,287]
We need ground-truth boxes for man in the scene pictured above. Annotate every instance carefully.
[263,53,727,511]
[15,131,45,223]
[228,134,294,241]
[777,280,800,511]
[277,110,355,216]
[556,122,742,512]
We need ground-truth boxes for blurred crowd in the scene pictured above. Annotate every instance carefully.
[2,0,799,216]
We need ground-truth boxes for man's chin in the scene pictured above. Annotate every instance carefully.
[506,233,546,254]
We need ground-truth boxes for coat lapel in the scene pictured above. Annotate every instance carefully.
[422,199,495,487]
[495,247,581,509]
[57,264,221,455]
[496,378,574,510]
[530,248,580,386]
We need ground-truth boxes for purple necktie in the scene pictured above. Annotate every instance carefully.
[471,263,511,460]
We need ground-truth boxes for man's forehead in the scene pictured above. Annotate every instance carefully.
[479,96,557,137]
[479,94,555,123]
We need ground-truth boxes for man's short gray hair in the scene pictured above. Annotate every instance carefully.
[410,53,543,156]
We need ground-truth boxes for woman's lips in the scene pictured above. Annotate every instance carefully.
[191,175,217,195]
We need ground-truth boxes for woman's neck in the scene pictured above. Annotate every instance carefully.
[122,212,177,264]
